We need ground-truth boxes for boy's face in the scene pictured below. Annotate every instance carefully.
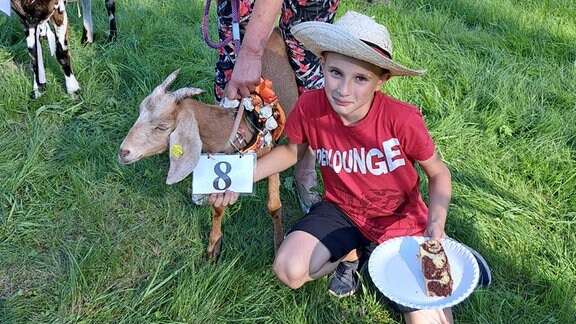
[322,52,390,126]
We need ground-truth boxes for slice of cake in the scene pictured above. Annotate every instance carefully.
[418,239,454,297]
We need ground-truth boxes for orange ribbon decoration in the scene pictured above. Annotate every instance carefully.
[255,77,285,141]
[241,78,287,153]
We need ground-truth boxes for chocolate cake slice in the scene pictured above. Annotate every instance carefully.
[418,239,454,297]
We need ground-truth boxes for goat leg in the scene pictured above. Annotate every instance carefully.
[80,0,93,44]
[207,205,225,259]
[267,173,284,252]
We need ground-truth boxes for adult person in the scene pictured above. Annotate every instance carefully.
[209,11,491,323]
[213,0,340,212]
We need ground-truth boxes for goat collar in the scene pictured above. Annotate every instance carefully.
[222,78,286,154]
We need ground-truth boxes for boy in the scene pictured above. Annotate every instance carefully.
[210,11,490,323]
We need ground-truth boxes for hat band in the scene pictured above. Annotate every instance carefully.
[361,40,392,59]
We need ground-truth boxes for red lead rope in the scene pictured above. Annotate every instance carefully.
[202,0,242,52]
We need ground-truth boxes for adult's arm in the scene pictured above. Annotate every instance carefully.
[224,0,284,100]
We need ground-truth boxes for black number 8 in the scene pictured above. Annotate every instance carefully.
[213,161,232,190]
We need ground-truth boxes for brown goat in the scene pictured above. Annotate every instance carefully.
[118,29,297,258]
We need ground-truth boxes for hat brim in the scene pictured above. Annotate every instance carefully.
[292,22,426,77]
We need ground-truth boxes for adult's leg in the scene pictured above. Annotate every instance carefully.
[279,0,339,93]
[279,0,340,212]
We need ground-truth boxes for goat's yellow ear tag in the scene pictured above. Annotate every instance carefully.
[170,145,183,158]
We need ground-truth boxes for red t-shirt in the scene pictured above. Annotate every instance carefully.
[285,89,436,243]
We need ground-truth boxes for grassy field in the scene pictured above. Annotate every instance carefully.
[1,0,575,322]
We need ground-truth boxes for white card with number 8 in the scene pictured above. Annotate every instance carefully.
[191,153,255,194]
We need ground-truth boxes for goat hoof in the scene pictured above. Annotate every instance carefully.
[207,237,222,259]
[68,90,81,101]
[30,84,47,99]
[30,90,43,100]
[107,33,117,43]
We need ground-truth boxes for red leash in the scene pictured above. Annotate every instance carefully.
[202,0,242,52]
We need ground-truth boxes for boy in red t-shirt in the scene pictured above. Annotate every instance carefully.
[210,10,490,323]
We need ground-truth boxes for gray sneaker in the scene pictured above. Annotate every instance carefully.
[295,178,321,213]
[328,260,362,298]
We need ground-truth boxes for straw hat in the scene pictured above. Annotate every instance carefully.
[291,11,426,77]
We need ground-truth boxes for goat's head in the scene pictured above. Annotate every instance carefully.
[118,69,206,184]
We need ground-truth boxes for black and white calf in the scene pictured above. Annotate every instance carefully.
[10,0,117,98]
[11,0,80,97]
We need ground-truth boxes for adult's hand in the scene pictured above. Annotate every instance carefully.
[223,0,282,100]
[224,51,263,100]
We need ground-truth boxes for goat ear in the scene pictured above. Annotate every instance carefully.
[166,109,202,185]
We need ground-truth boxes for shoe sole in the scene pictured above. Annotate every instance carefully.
[328,277,362,298]
[328,289,357,298]
[328,265,364,298]
[461,243,492,287]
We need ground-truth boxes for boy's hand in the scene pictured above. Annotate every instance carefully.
[424,220,446,241]
[208,190,240,207]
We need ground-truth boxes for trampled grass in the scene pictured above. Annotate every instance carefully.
[1,0,575,323]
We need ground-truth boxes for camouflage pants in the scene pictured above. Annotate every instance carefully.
[214,0,340,101]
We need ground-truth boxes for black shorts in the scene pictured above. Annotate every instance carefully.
[286,201,371,262]
[288,202,419,313]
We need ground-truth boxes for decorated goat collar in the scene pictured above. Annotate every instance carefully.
[221,78,286,154]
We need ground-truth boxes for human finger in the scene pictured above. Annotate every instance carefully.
[224,84,241,101]
[221,190,240,206]
[238,85,253,99]
[424,223,445,241]
[208,193,225,207]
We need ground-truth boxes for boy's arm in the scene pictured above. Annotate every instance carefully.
[254,141,308,181]
[418,152,452,241]
[208,141,308,207]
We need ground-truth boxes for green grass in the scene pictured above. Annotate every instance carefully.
[1,0,575,322]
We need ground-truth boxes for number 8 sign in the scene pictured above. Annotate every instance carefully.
[191,153,255,194]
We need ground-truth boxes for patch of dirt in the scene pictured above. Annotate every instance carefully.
[0,264,52,299]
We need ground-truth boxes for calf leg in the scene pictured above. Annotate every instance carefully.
[80,0,116,43]
[24,25,46,98]
[80,0,94,44]
[267,173,284,252]
[208,206,225,259]
[50,8,80,96]
[105,0,117,42]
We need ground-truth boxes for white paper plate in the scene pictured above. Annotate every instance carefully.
[368,236,479,310]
